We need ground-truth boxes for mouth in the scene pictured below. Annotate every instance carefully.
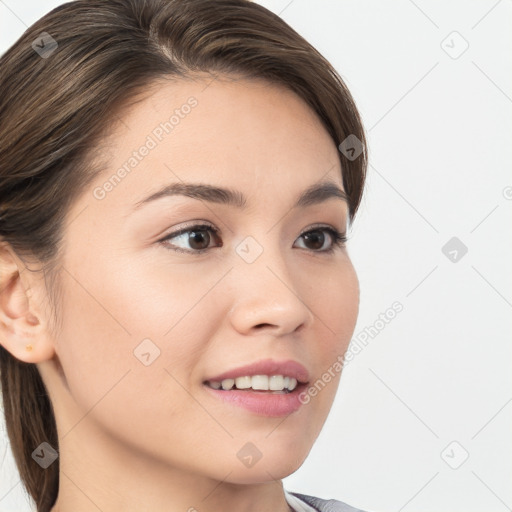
[204,374,300,393]
[202,359,310,417]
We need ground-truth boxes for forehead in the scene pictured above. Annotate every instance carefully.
[103,73,339,171]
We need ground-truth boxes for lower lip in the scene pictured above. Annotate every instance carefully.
[203,383,307,417]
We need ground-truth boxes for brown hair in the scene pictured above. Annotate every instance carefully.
[0,0,367,510]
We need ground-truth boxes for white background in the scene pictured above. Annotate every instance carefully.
[1,1,511,511]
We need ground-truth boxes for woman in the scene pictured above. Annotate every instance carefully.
[0,0,368,511]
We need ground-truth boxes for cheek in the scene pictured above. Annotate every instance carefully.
[311,256,359,355]
[53,264,215,457]
[54,252,223,402]
[52,272,138,415]
[291,257,358,420]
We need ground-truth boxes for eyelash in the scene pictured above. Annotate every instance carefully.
[158,222,348,255]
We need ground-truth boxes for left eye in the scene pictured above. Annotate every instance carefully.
[294,227,347,252]
[159,223,347,254]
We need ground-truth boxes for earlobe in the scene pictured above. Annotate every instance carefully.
[0,243,55,364]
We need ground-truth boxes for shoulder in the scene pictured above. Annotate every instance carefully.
[286,490,369,512]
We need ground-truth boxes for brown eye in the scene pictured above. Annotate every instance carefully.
[160,223,221,254]
[301,230,326,250]
[187,229,211,250]
[294,226,347,253]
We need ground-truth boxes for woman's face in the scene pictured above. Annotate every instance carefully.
[39,75,359,484]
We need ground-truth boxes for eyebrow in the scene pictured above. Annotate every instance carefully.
[132,180,349,211]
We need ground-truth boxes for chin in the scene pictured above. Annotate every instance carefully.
[223,460,304,485]
[218,442,311,485]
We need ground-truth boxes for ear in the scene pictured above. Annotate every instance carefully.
[0,243,55,363]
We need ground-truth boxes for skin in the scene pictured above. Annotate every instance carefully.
[0,74,359,512]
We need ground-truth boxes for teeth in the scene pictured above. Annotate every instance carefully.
[221,378,235,390]
[288,378,297,391]
[235,376,252,389]
[269,375,284,390]
[252,375,269,390]
[210,375,299,392]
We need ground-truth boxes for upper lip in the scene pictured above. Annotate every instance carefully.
[204,359,310,384]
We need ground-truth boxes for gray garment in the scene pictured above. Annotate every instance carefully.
[291,492,367,512]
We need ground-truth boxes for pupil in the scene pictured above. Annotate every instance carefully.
[304,230,324,249]
[189,230,210,249]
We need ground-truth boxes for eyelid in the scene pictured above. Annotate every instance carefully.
[298,222,345,236]
[160,220,219,238]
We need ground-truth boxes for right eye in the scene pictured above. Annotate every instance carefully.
[158,223,222,254]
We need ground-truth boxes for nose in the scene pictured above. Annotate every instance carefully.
[227,245,315,337]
